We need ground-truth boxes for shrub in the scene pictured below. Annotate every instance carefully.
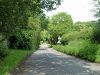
[78,41,97,61]
[61,25,93,45]
[40,30,49,43]
[53,21,98,62]
[8,30,40,50]
[53,39,98,62]
[8,32,31,50]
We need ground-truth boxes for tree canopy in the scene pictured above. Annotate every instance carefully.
[0,0,63,57]
[0,0,62,38]
[48,12,73,44]
[93,0,100,18]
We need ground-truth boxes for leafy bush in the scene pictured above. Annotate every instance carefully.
[53,39,98,62]
[48,12,73,45]
[61,26,93,45]
[78,41,97,61]
[53,21,99,62]
[8,32,30,50]
[40,30,50,43]
[8,30,40,50]
[61,31,79,45]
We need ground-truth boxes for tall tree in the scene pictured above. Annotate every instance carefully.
[48,12,73,44]
[0,0,62,40]
[93,0,100,18]
[92,0,100,42]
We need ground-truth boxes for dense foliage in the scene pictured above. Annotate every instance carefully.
[93,0,100,18]
[48,12,73,44]
[0,0,62,74]
[47,11,100,63]
[53,21,100,62]
[52,0,100,62]
[92,0,100,43]
[61,21,96,45]
[40,29,50,43]
[1,0,100,74]
[0,0,62,59]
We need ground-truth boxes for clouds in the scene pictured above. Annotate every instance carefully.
[45,0,96,22]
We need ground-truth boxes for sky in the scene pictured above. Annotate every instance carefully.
[45,0,97,23]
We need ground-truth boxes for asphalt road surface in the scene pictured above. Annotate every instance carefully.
[11,44,100,75]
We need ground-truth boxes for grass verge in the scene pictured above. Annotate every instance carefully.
[0,49,35,75]
[53,43,100,63]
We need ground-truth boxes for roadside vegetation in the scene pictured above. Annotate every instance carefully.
[0,49,34,75]
[0,0,100,74]
[0,0,62,75]
[49,0,100,63]
[52,20,100,62]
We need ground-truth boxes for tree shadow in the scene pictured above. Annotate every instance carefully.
[11,49,100,75]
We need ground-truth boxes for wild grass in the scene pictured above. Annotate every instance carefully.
[0,49,34,75]
[53,39,100,63]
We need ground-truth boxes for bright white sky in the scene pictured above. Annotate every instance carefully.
[45,0,96,23]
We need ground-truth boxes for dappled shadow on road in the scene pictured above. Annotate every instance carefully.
[11,48,100,75]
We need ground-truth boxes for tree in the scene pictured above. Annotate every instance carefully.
[61,21,95,45]
[48,12,73,44]
[92,0,100,42]
[93,20,100,42]
[0,0,62,40]
[0,0,63,57]
[40,29,50,43]
[41,0,62,11]
[0,0,62,43]
[93,0,100,18]
[40,14,49,30]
